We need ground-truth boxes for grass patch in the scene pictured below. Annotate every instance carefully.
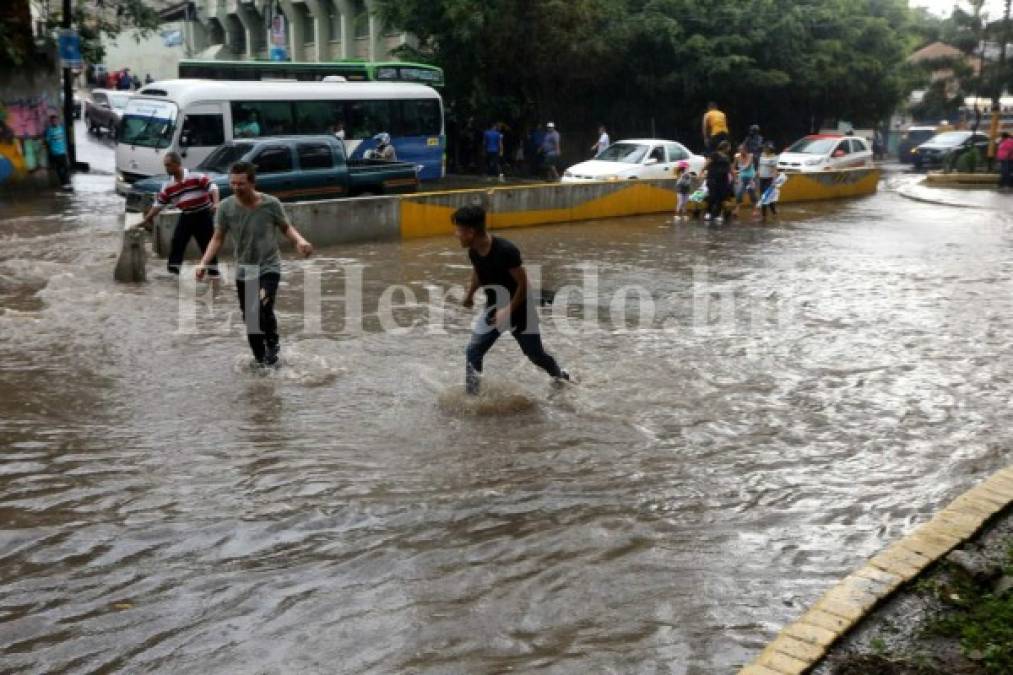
[923,542,1013,674]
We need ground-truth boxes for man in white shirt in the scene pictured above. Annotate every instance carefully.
[591,125,610,156]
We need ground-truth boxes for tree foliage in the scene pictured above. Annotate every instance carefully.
[3,0,160,67]
[376,0,919,149]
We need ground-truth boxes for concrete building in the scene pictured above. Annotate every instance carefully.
[195,0,411,62]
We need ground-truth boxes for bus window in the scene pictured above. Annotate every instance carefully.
[180,114,224,147]
[400,99,441,136]
[294,100,345,134]
[345,100,394,139]
[232,101,295,136]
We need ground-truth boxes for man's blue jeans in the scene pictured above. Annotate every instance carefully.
[465,310,562,394]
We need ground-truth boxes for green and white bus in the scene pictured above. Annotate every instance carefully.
[177,59,444,88]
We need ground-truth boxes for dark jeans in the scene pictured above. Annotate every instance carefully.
[49,153,69,186]
[486,151,501,176]
[706,179,730,219]
[465,309,562,394]
[167,208,218,276]
[1000,160,1011,187]
[236,272,281,364]
[707,132,729,152]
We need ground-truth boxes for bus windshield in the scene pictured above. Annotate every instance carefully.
[119,100,177,149]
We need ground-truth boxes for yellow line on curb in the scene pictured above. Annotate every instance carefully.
[738,465,1013,674]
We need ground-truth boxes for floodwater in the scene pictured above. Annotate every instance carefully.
[1,149,1012,673]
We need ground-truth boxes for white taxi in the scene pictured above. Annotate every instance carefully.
[562,139,705,182]
[777,134,874,173]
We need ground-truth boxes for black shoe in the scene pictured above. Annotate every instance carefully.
[553,369,574,386]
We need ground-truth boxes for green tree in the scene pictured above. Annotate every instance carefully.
[5,0,161,67]
[376,0,919,153]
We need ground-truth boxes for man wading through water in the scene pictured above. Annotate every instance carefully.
[195,161,313,367]
[139,151,220,277]
[455,205,571,394]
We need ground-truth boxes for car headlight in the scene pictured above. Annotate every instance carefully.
[911,149,918,154]
[603,175,620,181]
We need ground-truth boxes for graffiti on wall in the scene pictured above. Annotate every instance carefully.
[0,94,59,185]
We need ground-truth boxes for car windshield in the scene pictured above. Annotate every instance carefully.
[109,95,131,110]
[198,144,252,173]
[595,143,649,163]
[786,138,838,154]
[929,131,972,146]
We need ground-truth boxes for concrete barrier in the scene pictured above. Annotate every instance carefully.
[924,172,999,187]
[399,179,679,239]
[153,195,400,258]
[150,171,878,258]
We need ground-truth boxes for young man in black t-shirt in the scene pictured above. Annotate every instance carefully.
[454,205,570,394]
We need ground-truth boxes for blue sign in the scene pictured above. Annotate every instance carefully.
[269,46,288,61]
[161,30,184,47]
[58,30,82,69]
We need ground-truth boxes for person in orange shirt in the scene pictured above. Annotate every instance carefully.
[702,102,729,152]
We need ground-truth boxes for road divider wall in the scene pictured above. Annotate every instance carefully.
[152,170,879,257]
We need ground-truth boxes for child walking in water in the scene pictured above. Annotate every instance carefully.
[734,143,757,215]
[674,161,693,221]
[754,143,783,222]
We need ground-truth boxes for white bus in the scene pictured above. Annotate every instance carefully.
[115,79,445,194]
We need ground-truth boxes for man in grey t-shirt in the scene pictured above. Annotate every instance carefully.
[197,161,313,366]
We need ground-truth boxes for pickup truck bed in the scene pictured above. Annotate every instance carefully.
[125,136,419,212]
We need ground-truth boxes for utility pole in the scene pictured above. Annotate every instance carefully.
[1000,0,1012,106]
[62,0,76,166]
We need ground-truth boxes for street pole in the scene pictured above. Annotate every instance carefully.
[62,0,76,167]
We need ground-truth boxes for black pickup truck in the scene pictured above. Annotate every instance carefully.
[125,136,419,212]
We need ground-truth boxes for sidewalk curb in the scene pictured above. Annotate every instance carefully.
[739,466,1013,675]
[895,185,994,210]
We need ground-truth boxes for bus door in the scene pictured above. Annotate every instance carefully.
[178,103,226,169]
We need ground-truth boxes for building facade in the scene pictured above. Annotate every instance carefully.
[196,0,410,63]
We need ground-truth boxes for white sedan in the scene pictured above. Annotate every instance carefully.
[777,134,874,173]
[562,139,705,182]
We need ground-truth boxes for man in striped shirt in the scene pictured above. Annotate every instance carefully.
[139,151,220,276]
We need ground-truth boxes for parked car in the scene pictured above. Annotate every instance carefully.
[562,139,705,182]
[85,89,132,136]
[911,131,989,170]
[777,134,874,172]
[125,135,419,212]
[897,125,938,164]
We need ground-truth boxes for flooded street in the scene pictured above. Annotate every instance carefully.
[1,142,1012,673]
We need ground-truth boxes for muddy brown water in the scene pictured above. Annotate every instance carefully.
[1,166,1011,673]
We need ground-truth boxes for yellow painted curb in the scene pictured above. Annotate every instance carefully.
[923,172,999,186]
[738,466,1012,674]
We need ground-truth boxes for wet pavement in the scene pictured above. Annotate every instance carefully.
[1,138,1012,673]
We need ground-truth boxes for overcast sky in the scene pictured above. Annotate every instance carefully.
[909,0,1008,18]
